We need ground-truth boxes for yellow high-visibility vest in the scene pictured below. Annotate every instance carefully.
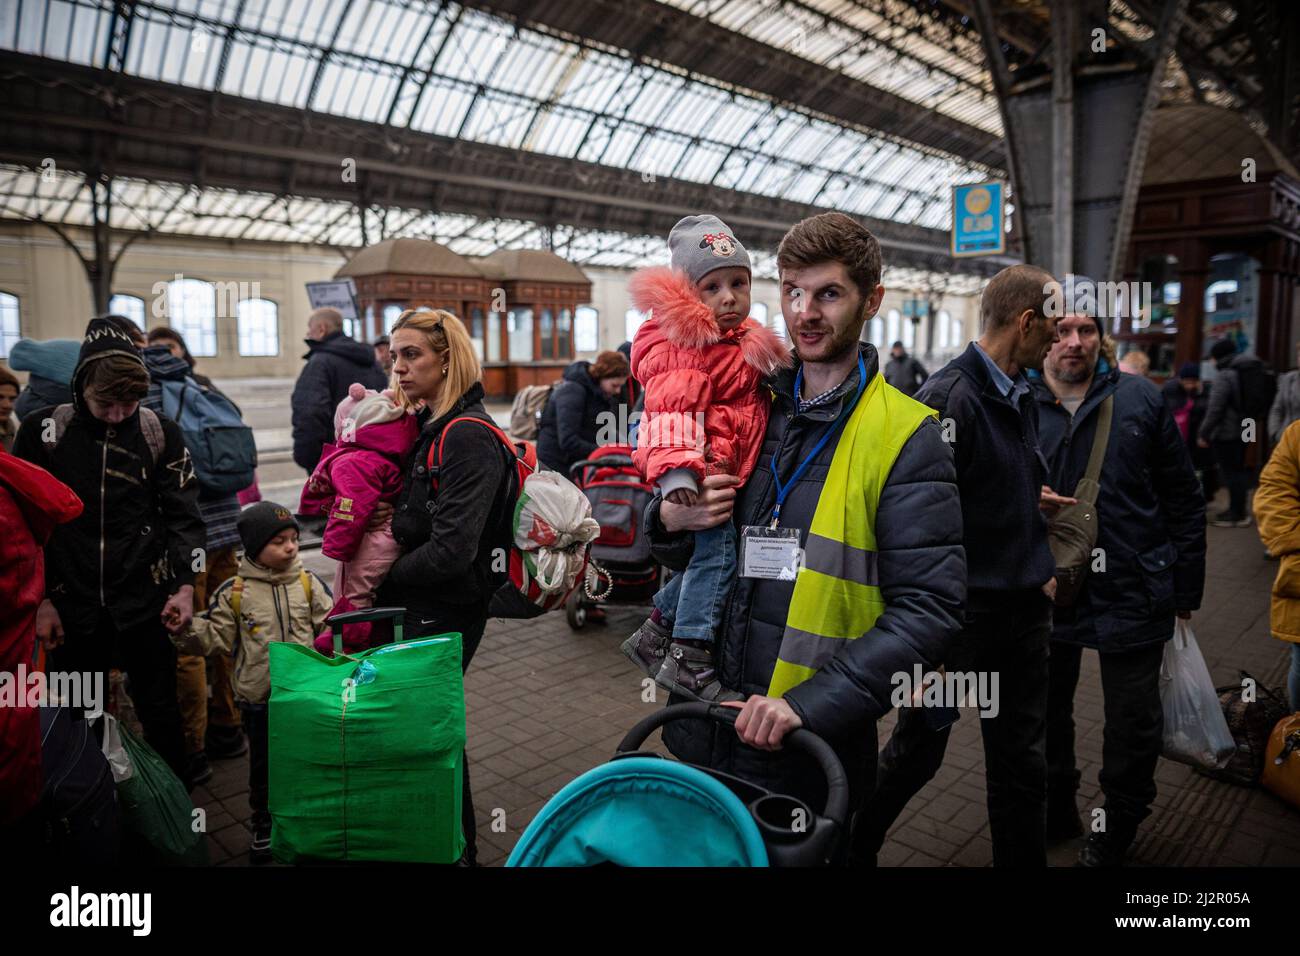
[767,373,937,698]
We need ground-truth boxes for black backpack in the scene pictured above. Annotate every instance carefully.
[1233,357,1277,421]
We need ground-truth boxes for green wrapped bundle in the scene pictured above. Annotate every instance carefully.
[116,723,210,866]
[268,631,465,864]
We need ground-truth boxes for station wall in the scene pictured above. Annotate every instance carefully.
[0,222,980,385]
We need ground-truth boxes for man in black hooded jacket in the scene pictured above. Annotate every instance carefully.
[14,317,205,782]
[291,307,388,473]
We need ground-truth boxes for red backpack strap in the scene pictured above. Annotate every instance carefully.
[427,416,526,491]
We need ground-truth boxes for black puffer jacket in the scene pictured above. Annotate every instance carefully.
[536,360,617,477]
[915,342,1054,606]
[378,382,514,634]
[646,343,965,806]
[291,332,388,471]
[1031,363,1206,651]
[12,320,205,636]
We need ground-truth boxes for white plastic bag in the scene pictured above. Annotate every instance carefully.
[514,471,601,594]
[1159,620,1236,770]
[100,712,135,784]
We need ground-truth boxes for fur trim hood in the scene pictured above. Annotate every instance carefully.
[628,267,791,375]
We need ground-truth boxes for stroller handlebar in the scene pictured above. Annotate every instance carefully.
[615,702,850,832]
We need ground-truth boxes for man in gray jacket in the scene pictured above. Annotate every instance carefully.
[1268,341,1300,451]
[643,212,964,865]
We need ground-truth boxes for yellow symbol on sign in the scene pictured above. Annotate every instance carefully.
[964,187,992,216]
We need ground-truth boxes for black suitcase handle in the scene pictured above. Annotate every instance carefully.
[325,606,406,655]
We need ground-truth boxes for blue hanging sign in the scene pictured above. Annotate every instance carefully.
[951,181,1006,257]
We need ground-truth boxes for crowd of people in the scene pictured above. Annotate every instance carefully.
[0,207,1296,870]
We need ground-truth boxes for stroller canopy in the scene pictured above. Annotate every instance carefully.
[506,757,768,867]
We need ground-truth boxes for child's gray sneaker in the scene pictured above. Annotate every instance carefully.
[655,639,742,702]
[620,616,671,677]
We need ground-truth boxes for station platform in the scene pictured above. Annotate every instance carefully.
[187,497,1300,867]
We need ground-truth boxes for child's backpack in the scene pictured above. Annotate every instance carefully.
[158,378,257,494]
[509,383,558,441]
[229,570,314,628]
[429,417,600,618]
[51,403,162,464]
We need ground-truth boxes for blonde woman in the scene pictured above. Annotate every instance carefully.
[374,309,514,866]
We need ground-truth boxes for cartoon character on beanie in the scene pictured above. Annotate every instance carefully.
[700,232,737,258]
[299,384,419,654]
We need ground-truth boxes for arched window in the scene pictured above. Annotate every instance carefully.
[937,309,952,349]
[750,302,769,325]
[625,308,648,342]
[237,298,279,356]
[575,306,599,352]
[867,316,884,346]
[886,309,901,347]
[383,304,403,336]
[165,278,217,356]
[902,312,915,349]
[109,294,146,330]
[0,292,19,358]
[949,312,963,348]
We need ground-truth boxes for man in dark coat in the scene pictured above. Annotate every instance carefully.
[13,318,206,783]
[1162,362,1216,501]
[1198,337,1265,526]
[1034,309,1206,867]
[882,340,928,396]
[644,212,964,865]
[536,352,628,476]
[857,264,1067,868]
[290,308,387,473]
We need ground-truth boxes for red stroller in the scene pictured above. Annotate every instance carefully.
[566,443,662,630]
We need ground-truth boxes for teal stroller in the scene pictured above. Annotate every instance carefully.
[506,703,848,867]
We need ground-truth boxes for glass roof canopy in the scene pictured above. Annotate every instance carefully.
[0,0,1003,291]
[0,164,987,293]
[659,0,1001,135]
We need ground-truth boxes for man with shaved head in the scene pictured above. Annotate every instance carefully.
[290,307,387,473]
[856,264,1071,867]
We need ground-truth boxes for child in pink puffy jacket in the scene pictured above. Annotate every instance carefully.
[299,383,418,654]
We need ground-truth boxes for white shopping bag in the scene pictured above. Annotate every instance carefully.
[1159,619,1236,770]
[100,712,135,784]
[514,470,600,594]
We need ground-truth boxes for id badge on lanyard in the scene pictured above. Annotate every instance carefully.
[740,526,804,580]
[739,352,867,580]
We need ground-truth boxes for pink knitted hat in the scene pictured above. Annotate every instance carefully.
[334,383,406,441]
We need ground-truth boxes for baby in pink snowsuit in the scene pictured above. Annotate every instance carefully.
[299,383,418,654]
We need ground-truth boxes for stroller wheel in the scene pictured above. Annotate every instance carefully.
[566,590,587,630]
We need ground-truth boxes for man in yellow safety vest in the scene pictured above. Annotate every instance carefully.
[646,212,966,865]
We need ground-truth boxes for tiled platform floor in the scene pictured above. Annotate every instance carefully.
[193,504,1300,866]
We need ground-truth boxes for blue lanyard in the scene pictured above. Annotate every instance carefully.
[769,352,867,529]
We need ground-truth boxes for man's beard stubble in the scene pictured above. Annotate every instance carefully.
[1047,354,1094,384]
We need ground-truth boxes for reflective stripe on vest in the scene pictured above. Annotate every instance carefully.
[767,373,937,699]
